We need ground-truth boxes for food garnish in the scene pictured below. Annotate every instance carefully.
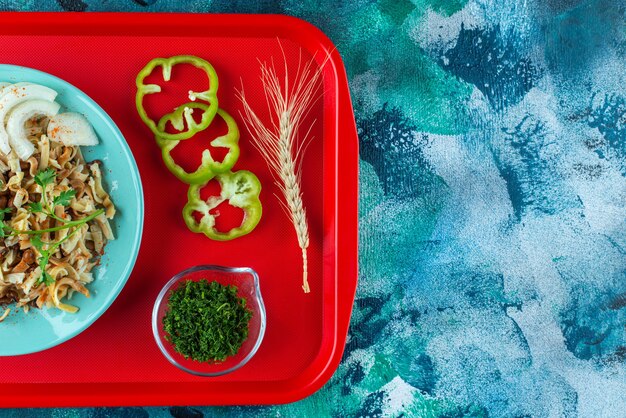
[237,49,325,293]
[163,279,252,363]
[182,170,262,241]
[6,168,102,284]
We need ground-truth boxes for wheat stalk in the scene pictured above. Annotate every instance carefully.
[237,48,324,294]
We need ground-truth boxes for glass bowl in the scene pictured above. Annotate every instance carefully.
[152,265,266,376]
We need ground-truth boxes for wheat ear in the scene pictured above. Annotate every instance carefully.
[237,49,323,293]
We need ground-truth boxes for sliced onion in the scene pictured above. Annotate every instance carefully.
[47,113,99,146]
[0,84,57,154]
[0,83,34,102]
[0,83,15,108]
[6,100,61,160]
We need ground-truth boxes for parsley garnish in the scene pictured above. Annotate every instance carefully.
[31,236,54,286]
[162,280,253,363]
[0,207,13,238]
[34,167,56,189]
[27,201,44,213]
[53,189,76,207]
[2,168,105,286]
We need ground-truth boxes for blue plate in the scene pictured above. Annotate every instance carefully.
[0,65,144,356]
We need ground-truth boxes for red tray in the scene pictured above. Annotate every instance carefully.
[0,12,358,407]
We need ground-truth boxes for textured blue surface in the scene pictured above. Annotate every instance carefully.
[1,0,625,417]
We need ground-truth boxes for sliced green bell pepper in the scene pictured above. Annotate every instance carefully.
[156,105,240,184]
[136,55,219,141]
[183,170,262,241]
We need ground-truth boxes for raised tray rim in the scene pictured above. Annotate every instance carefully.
[0,11,359,407]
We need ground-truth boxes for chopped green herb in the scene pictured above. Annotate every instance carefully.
[53,189,76,207]
[27,201,44,213]
[0,208,12,238]
[40,269,54,286]
[34,167,56,189]
[3,168,105,285]
[30,235,45,251]
[162,279,253,363]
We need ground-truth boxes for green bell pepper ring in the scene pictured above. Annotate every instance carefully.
[156,105,241,184]
[136,55,219,141]
[183,170,262,241]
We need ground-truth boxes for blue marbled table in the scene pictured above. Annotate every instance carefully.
[1,0,625,417]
